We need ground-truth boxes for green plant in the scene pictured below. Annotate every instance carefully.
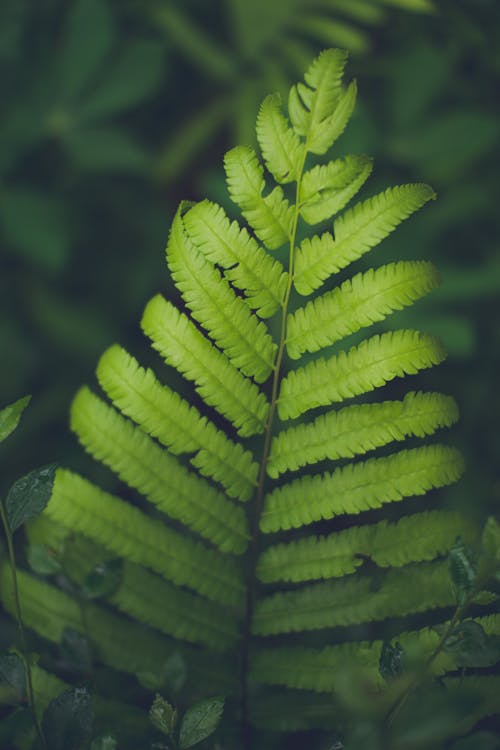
[1,48,499,749]
[144,0,435,181]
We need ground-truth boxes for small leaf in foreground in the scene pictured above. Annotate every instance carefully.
[0,652,26,700]
[6,464,57,532]
[0,395,31,443]
[82,558,123,599]
[443,620,500,667]
[27,543,62,575]
[449,537,476,605]
[42,686,94,750]
[150,693,177,736]
[379,641,404,681]
[90,735,117,750]
[179,697,224,749]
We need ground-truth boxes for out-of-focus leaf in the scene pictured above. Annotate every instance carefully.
[383,311,476,357]
[443,620,500,668]
[0,652,26,700]
[449,538,477,605]
[58,0,115,99]
[63,127,151,173]
[60,628,92,674]
[29,286,115,358]
[0,395,30,443]
[436,261,500,302]
[78,40,167,121]
[42,687,93,750]
[150,3,234,81]
[156,98,230,184]
[27,543,61,575]
[394,111,499,181]
[379,0,435,11]
[299,16,368,54]
[150,694,177,736]
[0,188,70,271]
[6,464,57,533]
[82,558,123,600]
[179,697,224,749]
[389,43,450,127]
[90,736,117,750]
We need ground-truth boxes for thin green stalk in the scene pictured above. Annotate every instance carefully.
[0,500,47,750]
[240,149,308,746]
[385,594,473,728]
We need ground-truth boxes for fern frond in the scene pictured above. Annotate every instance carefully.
[257,510,474,583]
[251,640,381,692]
[70,387,249,554]
[261,444,464,533]
[167,209,277,382]
[111,562,238,650]
[299,154,373,225]
[252,560,453,636]
[48,469,244,606]
[278,329,447,420]
[26,517,238,650]
[288,48,357,154]
[0,563,178,683]
[268,391,459,478]
[184,200,287,317]
[256,93,306,184]
[294,184,436,295]
[97,345,258,501]
[286,261,441,359]
[224,145,294,249]
[141,294,269,436]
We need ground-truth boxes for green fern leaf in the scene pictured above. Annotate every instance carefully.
[268,391,459,478]
[256,93,306,183]
[286,260,441,359]
[184,200,287,317]
[96,345,258,501]
[48,469,244,606]
[141,294,269,436]
[167,208,277,382]
[288,48,357,154]
[278,329,447,420]
[252,560,453,635]
[224,145,294,249]
[299,153,373,224]
[257,510,475,583]
[12,48,488,743]
[70,387,249,554]
[294,183,436,295]
[261,444,464,533]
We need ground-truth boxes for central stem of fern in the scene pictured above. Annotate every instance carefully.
[240,151,308,744]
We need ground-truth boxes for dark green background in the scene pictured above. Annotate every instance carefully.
[1,0,499,518]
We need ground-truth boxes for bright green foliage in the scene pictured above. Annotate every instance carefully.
[268,391,459,477]
[2,48,494,742]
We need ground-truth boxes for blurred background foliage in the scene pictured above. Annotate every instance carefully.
[1,0,499,519]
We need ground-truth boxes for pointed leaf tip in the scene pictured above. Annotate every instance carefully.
[179,696,224,748]
[0,395,31,443]
[6,463,57,532]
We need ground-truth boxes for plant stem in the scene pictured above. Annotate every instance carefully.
[0,500,47,750]
[385,595,472,728]
[240,150,308,748]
